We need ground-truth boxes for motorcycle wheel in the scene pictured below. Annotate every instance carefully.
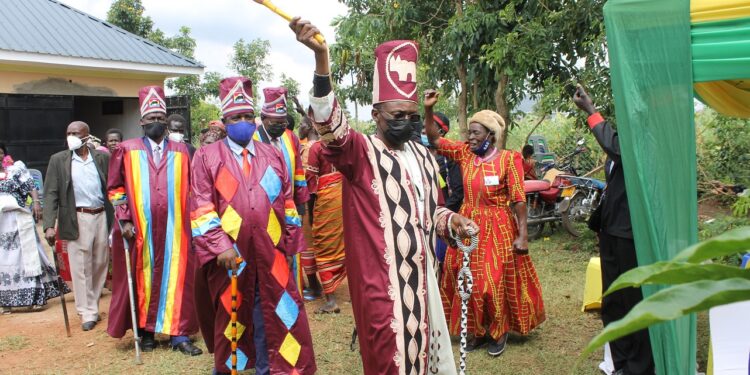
[527,200,545,240]
[562,193,589,237]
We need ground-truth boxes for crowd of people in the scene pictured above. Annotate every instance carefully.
[0,17,653,375]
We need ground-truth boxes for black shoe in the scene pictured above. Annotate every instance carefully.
[140,335,156,352]
[465,335,491,352]
[488,333,508,357]
[81,321,97,331]
[172,341,203,356]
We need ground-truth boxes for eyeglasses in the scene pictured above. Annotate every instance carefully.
[378,109,421,123]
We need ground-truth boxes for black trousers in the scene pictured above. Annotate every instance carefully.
[599,232,655,375]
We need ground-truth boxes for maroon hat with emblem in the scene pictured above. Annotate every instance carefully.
[372,40,419,105]
[139,86,167,118]
[261,87,288,118]
[220,77,255,118]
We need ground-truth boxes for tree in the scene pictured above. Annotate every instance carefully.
[229,38,273,95]
[331,0,611,144]
[201,71,224,100]
[106,0,153,38]
[280,74,301,99]
[190,101,221,143]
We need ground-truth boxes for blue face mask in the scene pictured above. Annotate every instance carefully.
[471,133,492,156]
[420,134,430,147]
[226,121,257,146]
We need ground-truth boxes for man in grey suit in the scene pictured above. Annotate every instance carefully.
[43,121,113,331]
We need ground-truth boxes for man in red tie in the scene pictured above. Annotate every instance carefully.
[191,76,316,375]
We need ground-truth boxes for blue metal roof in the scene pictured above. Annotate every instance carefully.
[0,0,203,69]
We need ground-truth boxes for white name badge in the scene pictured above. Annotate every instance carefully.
[484,175,499,186]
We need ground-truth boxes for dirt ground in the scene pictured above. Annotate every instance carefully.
[2,209,721,374]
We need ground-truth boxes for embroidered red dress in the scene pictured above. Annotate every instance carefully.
[437,139,546,340]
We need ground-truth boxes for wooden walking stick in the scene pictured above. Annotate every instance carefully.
[230,257,244,375]
[116,219,143,365]
[251,0,326,44]
[48,235,71,337]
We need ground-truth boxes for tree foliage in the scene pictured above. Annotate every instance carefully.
[280,74,301,99]
[106,0,153,38]
[332,0,611,142]
[229,38,273,94]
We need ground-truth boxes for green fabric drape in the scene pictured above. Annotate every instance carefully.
[603,0,697,374]
[693,16,750,82]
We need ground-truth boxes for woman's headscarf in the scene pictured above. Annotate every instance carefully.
[469,110,507,148]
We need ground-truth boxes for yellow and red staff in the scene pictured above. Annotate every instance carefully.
[230,257,244,375]
[251,0,326,44]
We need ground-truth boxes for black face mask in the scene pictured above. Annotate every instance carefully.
[143,122,166,141]
[410,120,424,143]
[266,124,286,138]
[383,118,418,146]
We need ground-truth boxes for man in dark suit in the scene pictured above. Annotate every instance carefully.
[43,121,113,331]
[573,85,654,375]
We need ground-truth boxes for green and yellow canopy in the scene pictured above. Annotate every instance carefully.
[693,0,750,116]
[603,0,750,374]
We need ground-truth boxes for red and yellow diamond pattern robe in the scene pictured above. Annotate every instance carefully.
[191,140,316,374]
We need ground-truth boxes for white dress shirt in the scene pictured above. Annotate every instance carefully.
[71,151,105,208]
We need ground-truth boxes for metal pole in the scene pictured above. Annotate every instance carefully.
[452,227,478,375]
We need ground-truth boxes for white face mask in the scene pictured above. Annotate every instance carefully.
[67,135,84,151]
[168,132,185,143]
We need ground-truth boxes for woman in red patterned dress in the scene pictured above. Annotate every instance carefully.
[424,91,545,357]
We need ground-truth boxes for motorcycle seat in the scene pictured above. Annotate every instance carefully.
[524,180,551,193]
[540,188,560,202]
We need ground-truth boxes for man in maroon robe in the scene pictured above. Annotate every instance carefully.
[107,86,201,355]
[191,77,316,375]
[290,19,478,374]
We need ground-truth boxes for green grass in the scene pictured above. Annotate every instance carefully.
[0,335,29,352]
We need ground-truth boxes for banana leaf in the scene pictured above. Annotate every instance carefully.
[673,226,750,263]
[604,262,750,296]
[581,278,750,360]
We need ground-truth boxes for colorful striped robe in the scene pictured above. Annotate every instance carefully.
[106,137,197,338]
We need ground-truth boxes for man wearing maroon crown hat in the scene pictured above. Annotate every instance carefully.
[254,87,310,296]
[191,77,316,375]
[290,19,480,375]
[106,86,202,356]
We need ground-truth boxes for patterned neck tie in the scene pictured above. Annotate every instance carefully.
[154,145,161,164]
[241,149,251,178]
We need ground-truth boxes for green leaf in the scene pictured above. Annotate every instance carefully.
[580,278,750,360]
[673,226,750,263]
[604,262,750,296]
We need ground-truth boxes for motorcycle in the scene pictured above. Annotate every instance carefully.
[524,139,604,239]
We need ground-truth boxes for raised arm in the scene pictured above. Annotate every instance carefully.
[573,84,620,163]
[423,90,442,145]
[290,17,365,180]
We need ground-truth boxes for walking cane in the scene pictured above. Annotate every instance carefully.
[451,225,478,375]
[116,219,143,365]
[230,257,244,375]
[251,0,326,44]
[48,235,71,337]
